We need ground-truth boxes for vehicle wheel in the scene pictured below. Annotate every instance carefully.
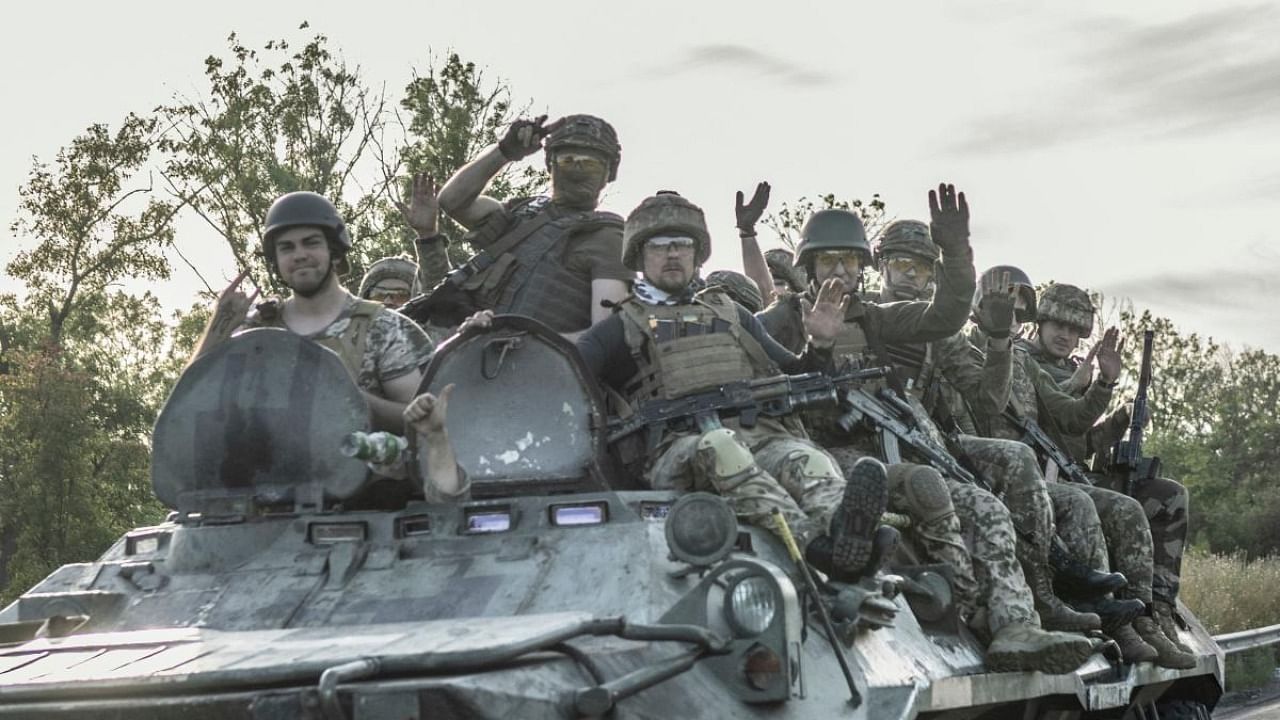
[1155,699,1212,720]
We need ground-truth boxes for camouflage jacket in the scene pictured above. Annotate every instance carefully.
[1017,337,1129,464]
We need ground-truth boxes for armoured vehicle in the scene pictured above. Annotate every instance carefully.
[0,318,1224,718]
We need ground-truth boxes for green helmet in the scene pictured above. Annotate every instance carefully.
[875,219,938,263]
[262,191,351,256]
[976,265,1037,323]
[622,192,711,271]
[545,114,622,181]
[764,248,808,293]
[358,256,418,298]
[795,210,872,272]
[1038,283,1095,338]
[702,270,764,313]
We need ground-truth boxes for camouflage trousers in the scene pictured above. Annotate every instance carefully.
[1071,482,1156,604]
[1091,474,1188,603]
[646,424,845,546]
[948,480,1038,633]
[828,447,978,614]
[953,435,1056,566]
[1046,483,1108,573]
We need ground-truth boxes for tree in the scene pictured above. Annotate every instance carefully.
[159,24,388,291]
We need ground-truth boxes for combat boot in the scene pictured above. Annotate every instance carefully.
[831,458,889,576]
[1134,616,1196,669]
[1024,560,1101,632]
[985,622,1095,674]
[1072,597,1147,633]
[1108,622,1158,664]
[1153,600,1193,654]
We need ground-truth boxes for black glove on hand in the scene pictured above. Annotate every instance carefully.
[498,115,552,161]
[928,182,971,255]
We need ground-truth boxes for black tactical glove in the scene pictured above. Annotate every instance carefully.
[735,181,771,232]
[498,115,553,161]
[976,291,1016,340]
[928,182,971,255]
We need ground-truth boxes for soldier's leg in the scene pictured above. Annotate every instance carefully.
[827,447,976,609]
[1047,482,1109,573]
[1097,474,1189,605]
[947,480,1036,634]
[645,429,821,545]
[755,436,891,573]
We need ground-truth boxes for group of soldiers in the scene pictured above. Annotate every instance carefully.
[190,113,1194,677]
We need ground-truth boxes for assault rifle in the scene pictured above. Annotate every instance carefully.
[607,366,891,445]
[1003,410,1094,487]
[840,387,1125,597]
[1112,330,1161,497]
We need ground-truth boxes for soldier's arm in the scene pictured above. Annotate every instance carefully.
[876,242,976,345]
[591,280,629,325]
[575,314,636,390]
[740,307,832,374]
[1029,354,1113,435]
[437,146,507,230]
[412,235,453,294]
[404,387,469,502]
[936,330,1012,421]
[366,371,422,432]
[739,232,777,307]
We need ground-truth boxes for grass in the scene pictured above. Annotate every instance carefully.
[1181,549,1280,692]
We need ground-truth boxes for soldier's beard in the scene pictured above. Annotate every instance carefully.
[291,264,336,298]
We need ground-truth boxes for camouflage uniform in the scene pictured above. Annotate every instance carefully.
[1022,339,1189,604]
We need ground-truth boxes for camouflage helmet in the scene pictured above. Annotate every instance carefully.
[975,265,1037,323]
[545,114,622,182]
[764,248,808,294]
[622,191,711,271]
[875,219,939,264]
[262,191,352,259]
[795,210,872,272]
[1038,283,1095,338]
[358,256,418,299]
[702,270,764,313]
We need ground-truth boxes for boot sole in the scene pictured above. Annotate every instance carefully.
[987,639,1095,674]
[832,458,889,575]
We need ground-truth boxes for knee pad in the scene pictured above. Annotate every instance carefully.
[902,465,954,524]
[789,448,841,481]
[694,428,757,484]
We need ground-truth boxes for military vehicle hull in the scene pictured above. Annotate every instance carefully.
[0,321,1225,718]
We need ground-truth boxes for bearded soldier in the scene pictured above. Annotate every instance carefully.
[1021,282,1194,661]
[960,267,1195,668]
[570,191,900,584]
[192,192,434,433]
[757,189,1096,673]
[421,114,631,336]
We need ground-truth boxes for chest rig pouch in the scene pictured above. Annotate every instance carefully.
[253,299,383,388]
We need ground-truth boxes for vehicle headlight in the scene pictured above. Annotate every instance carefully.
[725,574,777,637]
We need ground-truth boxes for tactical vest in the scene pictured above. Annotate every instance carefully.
[461,199,624,333]
[254,298,383,385]
[617,293,778,402]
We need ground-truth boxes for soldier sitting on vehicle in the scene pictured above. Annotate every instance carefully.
[191,191,435,433]
[359,255,417,310]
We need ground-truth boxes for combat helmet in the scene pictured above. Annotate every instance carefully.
[875,219,939,264]
[702,270,764,313]
[795,210,872,274]
[622,191,711,271]
[545,114,622,181]
[358,256,418,299]
[976,265,1037,323]
[261,191,352,269]
[1038,283,1095,338]
[765,248,808,294]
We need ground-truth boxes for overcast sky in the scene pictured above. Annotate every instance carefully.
[2,1,1276,350]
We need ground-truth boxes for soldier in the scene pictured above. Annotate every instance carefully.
[403,385,469,503]
[757,189,1096,672]
[1022,282,1193,659]
[192,191,434,432]
[865,227,1126,635]
[424,115,632,335]
[571,191,894,584]
[359,256,417,310]
[961,267,1194,668]
[764,248,808,300]
[700,270,765,313]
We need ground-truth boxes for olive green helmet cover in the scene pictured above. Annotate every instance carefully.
[702,270,764,313]
[875,219,939,263]
[545,114,622,181]
[358,256,418,298]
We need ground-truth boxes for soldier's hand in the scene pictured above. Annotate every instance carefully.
[498,115,557,161]
[458,309,495,335]
[928,183,970,254]
[393,172,440,237]
[975,270,1018,339]
[404,384,454,436]
[211,267,259,335]
[735,181,771,231]
[1068,344,1099,392]
[1095,327,1123,384]
[801,277,851,347]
